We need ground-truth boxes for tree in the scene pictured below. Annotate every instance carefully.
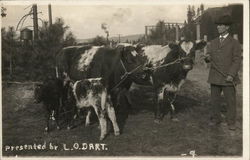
[191,6,196,18]
[1,17,77,81]
[187,5,196,24]
[64,31,77,46]
[200,4,204,13]
[187,5,192,24]
[1,27,19,79]
[37,18,76,51]
[32,18,77,80]
[148,20,166,45]
[91,35,108,46]
[1,6,7,17]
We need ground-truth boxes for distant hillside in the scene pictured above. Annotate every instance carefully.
[77,34,144,44]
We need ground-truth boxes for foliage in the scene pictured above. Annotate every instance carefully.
[146,20,179,45]
[91,35,108,46]
[147,20,168,45]
[149,20,164,44]
[1,27,19,79]
[1,18,77,81]
[1,6,7,17]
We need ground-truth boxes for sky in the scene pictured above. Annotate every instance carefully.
[1,2,228,39]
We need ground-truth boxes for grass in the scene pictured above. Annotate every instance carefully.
[1,65,243,157]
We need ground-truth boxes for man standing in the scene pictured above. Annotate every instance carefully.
[205,15,242,131]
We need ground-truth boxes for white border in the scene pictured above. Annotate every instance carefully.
[0,0,249,160]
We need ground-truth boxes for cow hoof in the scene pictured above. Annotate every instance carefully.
[154,119,161,124]
[44,127,49,134]
[85,123,90,127]
[67,126,72,130]
[114,131,120,136]
[99,135,106,141]
[171,118,179,122]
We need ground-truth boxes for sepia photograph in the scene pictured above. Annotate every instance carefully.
[0,0,249,159]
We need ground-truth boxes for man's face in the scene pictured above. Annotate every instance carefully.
[217,24,229,35]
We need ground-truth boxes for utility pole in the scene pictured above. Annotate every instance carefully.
[175,24,180,42]
[48,4,52,26]
[118,34,122,43]
[32,4,39,41]
[145,26,148,41]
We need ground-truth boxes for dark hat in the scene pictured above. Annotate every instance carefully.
[215,15,233,25]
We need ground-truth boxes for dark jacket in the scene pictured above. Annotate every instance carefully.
[207,35,242,85]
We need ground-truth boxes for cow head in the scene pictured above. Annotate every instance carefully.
[116,44,139,64]
[116,43,152,85]
[167,40,207,71]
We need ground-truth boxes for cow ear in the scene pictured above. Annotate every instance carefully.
[168,43,179,50]
[195,41,207,50]
[135,43,145,53]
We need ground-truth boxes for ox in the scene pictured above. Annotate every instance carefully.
[34,77,64,132]
[137,40,206,123]
[56,44,149,138]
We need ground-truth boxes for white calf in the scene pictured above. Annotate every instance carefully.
[72,78,120,140]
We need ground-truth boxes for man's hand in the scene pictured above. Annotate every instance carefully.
[225,75,234,82]
[203,55,211,63]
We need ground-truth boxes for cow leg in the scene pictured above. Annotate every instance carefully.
[124,89,132,106]
[67,113,74,130]
[154,89,165,123]
[68,112,76,130]
[45,109,50,132]
[59,97,63,113]
[85,109,92,127]
[73,108,81,120]
[165,91,179,122]
[54,108,61,130]
[169,102,178,121]
[125,89,138,114]
[67,106,78,130]
[98,114,107,141]
[93,106,107,141]
[107,103,120,136]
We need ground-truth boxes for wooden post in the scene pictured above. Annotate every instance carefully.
[196,22,201,41]
[175,24,179,43]
[118,34,121,43]
[204,35,207,54]
[162,26,166,45]
[32,4,39,41]
[48,4,53,26]
[204,35,208,68]
[10,51,13,78]
[145,26,148,41]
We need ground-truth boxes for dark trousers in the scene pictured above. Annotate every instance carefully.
[210,84,236,125]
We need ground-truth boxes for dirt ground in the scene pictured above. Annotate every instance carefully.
[1,65,243,157]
